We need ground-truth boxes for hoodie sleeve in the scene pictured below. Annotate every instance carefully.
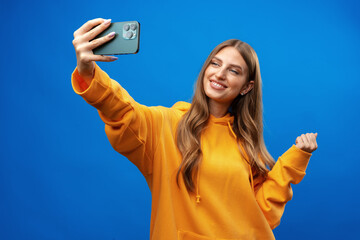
[255,145,312,229]
[71,63,163,176]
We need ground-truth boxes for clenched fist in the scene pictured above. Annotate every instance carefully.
[295,133,318,153]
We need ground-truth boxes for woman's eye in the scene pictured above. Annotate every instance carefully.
[211,61,219,66]
[230,69,239,75]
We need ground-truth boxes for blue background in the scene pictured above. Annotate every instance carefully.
[1,0,359,239]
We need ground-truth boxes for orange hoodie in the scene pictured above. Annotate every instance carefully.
[72,64,312,240]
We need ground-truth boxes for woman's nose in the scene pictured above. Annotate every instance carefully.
[215,67,226,79]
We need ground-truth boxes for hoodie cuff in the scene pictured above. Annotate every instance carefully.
[279,145,312,172]
[71,63,112,104]
[72,68,90,93]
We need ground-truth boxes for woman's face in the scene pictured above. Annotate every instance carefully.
[203,46,253,111]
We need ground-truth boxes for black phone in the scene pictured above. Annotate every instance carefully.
[93,21,140,55]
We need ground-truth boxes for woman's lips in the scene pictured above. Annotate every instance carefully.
[210,80,227,90]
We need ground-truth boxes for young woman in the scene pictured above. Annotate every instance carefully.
[72,18,318,240]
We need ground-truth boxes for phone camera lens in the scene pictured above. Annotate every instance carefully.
[130,23,137,30]
[125,31,133,39]
[124,24,130,31]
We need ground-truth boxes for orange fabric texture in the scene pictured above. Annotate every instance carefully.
[72,64,312,240]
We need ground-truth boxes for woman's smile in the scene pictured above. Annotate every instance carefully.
[210,79,227,90]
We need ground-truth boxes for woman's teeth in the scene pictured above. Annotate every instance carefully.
[211,81,225,88]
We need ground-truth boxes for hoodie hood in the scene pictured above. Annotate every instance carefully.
[172,101,234,125]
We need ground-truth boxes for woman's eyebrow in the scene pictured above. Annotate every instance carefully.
[213,56,243,71]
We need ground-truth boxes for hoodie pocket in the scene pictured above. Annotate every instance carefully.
[177,230,242,240]
[178,230,213,240]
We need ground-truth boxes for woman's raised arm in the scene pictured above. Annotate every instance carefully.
[71,19,169,177]
[255,133,318,229]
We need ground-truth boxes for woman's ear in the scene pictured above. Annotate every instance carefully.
[240,80,254,95]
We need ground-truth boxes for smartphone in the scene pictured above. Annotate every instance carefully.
[93,21,140,55]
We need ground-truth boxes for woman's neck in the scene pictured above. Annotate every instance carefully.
[208,100,230,118]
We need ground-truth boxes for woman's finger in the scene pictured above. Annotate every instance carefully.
[307,133,316,150]
[311,133,318,150]
[73,18,106,38]
[295,136,304,148]
[305,133,313,145]
[82,19,112,42]
[75,32,116,53]
[88,54,118,62]
[301,134,308,146]
[88,32,116,50]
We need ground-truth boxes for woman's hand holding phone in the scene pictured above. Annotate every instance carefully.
[72,18,118,83]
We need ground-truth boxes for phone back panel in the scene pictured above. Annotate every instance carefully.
[93,21,140,55]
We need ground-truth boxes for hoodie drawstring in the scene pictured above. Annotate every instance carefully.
[248,164,254,192]
[227,121,237,139]
[196,167,201,204]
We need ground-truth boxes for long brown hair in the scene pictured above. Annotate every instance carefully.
[176,39,275,192]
